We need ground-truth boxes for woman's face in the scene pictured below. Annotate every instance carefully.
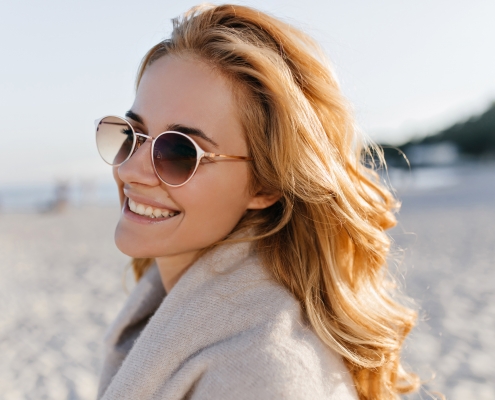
[113,55,274,265]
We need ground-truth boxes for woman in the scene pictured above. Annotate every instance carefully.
[95,4,419,399]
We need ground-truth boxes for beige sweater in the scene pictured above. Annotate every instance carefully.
[98,240,358,399]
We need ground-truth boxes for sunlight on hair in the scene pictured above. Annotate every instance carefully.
[132,4,420,399]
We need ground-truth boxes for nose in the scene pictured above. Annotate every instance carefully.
[117,139,161,187]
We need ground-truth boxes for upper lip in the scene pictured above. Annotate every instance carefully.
[124,190,180,212]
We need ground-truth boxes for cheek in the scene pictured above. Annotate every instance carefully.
[112,166,125,206]
[180,164,252,237]
[112,164,253,259]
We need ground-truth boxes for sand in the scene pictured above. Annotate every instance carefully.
[0,163,494,399]
[393,163,495,399]
[0,206,129,400]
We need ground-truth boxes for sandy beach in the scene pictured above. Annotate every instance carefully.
[393,163,495,399]
[1,163,494,399]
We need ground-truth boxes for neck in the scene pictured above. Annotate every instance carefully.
[155,251,200,293]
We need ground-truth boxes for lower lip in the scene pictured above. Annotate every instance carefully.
[122,198,180,225]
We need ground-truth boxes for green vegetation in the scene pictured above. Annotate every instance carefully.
[380,102,495,167]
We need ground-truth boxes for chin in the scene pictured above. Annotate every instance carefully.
[114,223,158,259]
[115,238,151,259]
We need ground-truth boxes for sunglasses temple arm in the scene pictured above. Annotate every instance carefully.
[205,153,253,161]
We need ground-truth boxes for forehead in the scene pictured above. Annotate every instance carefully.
[132,55,245,151]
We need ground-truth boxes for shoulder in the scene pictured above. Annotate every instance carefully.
[100,242,358,400]
[191,317,357,399]
[188,260,358,399]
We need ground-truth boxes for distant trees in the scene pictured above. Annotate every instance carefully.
[380,102,495,167]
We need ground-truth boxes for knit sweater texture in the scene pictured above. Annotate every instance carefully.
[98,240,358,399]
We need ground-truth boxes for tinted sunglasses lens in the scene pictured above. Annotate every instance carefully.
[96,116,134,165]
[153,133,198,185]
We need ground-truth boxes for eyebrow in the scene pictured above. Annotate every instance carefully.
[125,110,219,148]
[125,110,144,124]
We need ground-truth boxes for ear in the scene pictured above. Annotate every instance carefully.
[112,166,126,208]
[246,190,281,210]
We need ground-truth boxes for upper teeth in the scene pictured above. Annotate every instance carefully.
[128,198,178,218]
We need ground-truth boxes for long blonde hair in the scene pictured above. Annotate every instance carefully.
[131,4,419,398]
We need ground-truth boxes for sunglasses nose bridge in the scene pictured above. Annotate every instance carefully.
[117,134,161,186]
[135,132,153,142]
[132,133,153,153]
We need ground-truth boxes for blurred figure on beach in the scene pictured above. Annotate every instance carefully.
[44,180,69,213]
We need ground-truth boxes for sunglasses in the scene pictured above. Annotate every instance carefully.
[95,115,253,187]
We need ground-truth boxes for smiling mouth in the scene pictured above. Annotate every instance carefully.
[127,198,180,219]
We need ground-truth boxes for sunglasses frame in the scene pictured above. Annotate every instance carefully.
[95,115,253,187]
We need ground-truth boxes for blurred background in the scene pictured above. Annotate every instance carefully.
[0,0,494,399]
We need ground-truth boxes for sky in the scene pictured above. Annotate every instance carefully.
[1,0,494,186]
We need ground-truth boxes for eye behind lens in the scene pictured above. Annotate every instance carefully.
[153,132,198,185]
[96,116,134,165]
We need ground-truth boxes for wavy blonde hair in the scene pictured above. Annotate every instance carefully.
[131,4,419,399]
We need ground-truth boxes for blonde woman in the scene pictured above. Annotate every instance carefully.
[95,4,418,399]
